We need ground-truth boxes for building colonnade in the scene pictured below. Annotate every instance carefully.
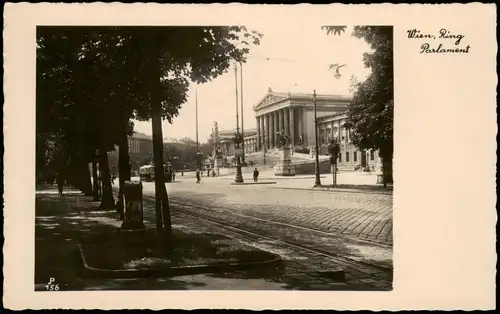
[255,106,304,150]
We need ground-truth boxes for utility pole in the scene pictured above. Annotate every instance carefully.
[195,89,200,169]
[313,90,322,187]
[234,66,240,133]
[239,61,245,164]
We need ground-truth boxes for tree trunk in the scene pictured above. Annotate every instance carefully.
[149,33,172,242]
[92,159,100,201]
[98,148,115,209]
[118,117,131,220]
[81,159,93,196]
[380,148,393,188]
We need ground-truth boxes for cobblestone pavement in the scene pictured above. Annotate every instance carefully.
[141,178,393,246]
[36,186,387,290]
[140,201,392,290]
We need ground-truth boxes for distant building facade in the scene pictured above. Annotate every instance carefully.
[107,132,190,171]
[316,112,381,170]
[218,128,258,159]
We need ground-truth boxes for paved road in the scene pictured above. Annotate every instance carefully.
[139,176,393,246]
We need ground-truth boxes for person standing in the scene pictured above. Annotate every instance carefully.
[196,169,201,184]
[56,171,64,195]
[253,167,260,182]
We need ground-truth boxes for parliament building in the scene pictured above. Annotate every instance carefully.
[220,88,382,171]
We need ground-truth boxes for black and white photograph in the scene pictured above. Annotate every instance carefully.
[34,23,394,291]
[3,3,496,311]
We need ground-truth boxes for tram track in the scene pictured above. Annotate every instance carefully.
[141,195,393,276]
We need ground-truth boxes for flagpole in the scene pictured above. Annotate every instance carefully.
[195,89,200,169]
[239,61,245,163]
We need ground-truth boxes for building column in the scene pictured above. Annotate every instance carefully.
[269,112,273,148]
[278,109,284,133]
[260,116,265,151]
[289,107,295,146]
[284,107,289,136]
[256,116,261,151]
[297,107,303,145]
[265,114,270,149]
[273,111,279,147]
[268,112,273,148]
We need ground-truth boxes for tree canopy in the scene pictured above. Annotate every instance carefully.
[347,26,393,147]
[36,26,262,176]
[36,25,263,209]
[324,25,394,184]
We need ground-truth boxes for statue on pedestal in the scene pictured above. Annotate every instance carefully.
[276,129,290,148]
[274,130,295,177]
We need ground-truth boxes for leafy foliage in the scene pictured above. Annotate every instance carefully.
[346,26,393,153]
[322,26,347,36]
[325,25,393,184]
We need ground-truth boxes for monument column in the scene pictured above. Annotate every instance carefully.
[289,107,295,146]
[256,116,261,151]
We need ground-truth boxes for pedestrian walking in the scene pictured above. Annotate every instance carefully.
[196,169,201,183]
[253,167,259,182]
[172,171,176,181]
[207,168,210,177]
[56,172,64,196]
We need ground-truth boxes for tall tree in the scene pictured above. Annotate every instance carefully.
[324,25,394,186]
[129,26,262,242]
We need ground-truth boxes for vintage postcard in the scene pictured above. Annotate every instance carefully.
[2,3,497,310]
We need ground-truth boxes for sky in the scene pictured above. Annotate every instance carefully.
[133,24,373,142]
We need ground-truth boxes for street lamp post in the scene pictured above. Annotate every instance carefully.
[313,90,322,187]
[234,65,244,183]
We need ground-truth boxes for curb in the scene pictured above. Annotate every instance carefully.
[230,182,277,186]
[220,176,327,181]
[77,245,282,279]
[271,186,393,195]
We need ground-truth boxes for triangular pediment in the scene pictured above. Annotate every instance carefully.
[253,93,288,110]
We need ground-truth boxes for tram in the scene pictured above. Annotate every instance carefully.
[139,165,155,182]
[139,163,174,182]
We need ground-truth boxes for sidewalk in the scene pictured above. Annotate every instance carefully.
[35,185,354,290]
[216,169,392,194]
